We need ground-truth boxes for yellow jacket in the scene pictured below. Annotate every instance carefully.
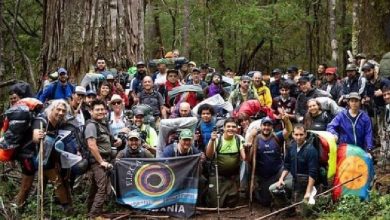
[253,85,272,107]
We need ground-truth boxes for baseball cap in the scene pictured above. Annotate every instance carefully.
[240,75,251,81]
[58,67,67,75]
[298,76,311,83]
[188,61,196,67]
[86,90,97,96]
[192,68,200,73]
[345,64,357,71]
[272,68,282,75]
[261,117,273,125]
[362,63,375,71]
[287,66,298,73]
[325,67,337,75]
[180,129,193,140]
[136,61,146,67]
[128,130,140,139]
[133,109,145,116]
[75,86,86,95]
[347,92,361,100]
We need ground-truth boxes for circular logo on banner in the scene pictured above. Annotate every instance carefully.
[134,163,175,197]
[339,156,368,190]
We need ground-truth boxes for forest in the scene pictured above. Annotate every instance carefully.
[0,0,390,219]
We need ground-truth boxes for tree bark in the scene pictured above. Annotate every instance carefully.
[328,0,338,65]
[0,0,3,78]
[2,17,36,88]
[41,0,145,82]
[351,0,360,56]
[182,0,190,58]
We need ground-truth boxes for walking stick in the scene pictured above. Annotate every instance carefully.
[215,157,221,219]
[255,174,363,220]
[37,122,44,219]
[249,134,257,214]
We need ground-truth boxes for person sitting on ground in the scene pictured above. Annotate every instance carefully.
[116,130,154,159]
[205,118,246,208]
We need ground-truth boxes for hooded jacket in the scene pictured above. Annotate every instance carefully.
[326,109,373,151]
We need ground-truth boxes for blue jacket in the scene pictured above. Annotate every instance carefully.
[38,81,74,103]
[327,109,373,151]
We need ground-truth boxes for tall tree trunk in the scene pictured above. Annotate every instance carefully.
[0,0,3,78]
[351,0,360,56]
[305,0,312,71]
[41,0,144,82]
[340,0,348,73]
[10,0,20,79]
[148,0,164,59]
[182,0,190,58]
[329,0,338,65]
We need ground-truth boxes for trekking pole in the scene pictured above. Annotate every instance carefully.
[255,174,363,220]
[215,158,221,219]
[38,122,44,220]
[249,135,257,214]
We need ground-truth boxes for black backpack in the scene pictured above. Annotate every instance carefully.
[10,81,34,98]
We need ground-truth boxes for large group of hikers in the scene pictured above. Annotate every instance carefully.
[1,50,390,219]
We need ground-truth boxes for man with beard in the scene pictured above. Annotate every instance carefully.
[321,67,342,101]
[204,72,228,98]
[338,63,366,106]
[130,61,148,104]
[116,131,154,159]
[85,99,122,218]
[69,86,87,128]
[229,75,258,109]
[38,67,75,103]
[138,76,167,119]
[206,118,246,208]
[162,129,201,157]
[361,62,390,155]
[29,100,73,212]
[95,57,107,74]
[380,85,390,168]
[248,115,292,207]
[252,71,272,107]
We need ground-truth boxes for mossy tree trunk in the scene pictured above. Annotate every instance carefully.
[41,0,145,82]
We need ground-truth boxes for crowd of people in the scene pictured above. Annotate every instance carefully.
[3,51,390,219]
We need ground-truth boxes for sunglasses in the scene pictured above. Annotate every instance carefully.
[59,72,67,76]
[111,101,122,105]
[242,81,250,84]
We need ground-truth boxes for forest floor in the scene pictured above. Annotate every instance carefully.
[0,162,389,219]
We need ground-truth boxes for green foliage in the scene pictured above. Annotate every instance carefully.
[314,191,390,220]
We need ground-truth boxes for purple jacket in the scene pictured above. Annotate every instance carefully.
[326,109,373,151]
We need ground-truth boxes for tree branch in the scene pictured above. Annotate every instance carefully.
[2,17,36,88]
[6,9,39,37]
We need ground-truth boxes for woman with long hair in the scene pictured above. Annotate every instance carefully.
[304,99,332,131]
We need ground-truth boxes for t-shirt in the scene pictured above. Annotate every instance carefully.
[215,135,244,154]
[200,121,215,151]
[256,131,284,178]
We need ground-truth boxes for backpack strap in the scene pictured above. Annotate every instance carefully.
[216,134,241,154]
